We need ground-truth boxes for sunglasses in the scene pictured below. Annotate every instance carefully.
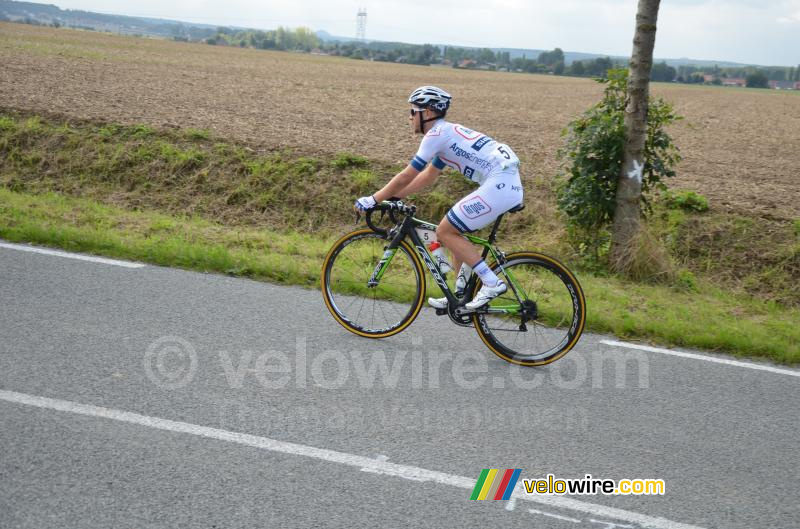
[409,108,427,116]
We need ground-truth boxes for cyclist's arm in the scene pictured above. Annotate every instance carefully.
[393,164,442,198]
[373,165,420,202]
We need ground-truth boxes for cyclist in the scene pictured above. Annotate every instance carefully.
[355,85,523,310]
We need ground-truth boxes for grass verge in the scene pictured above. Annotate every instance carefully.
[1,188,797,364]
[0,188,328,287]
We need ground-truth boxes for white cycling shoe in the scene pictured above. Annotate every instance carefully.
[464,280,507,310]
[428,296,448,309]
[428,280,507,311]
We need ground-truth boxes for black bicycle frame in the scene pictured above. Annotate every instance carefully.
[380,211,513,309]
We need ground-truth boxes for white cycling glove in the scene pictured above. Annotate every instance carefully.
[354,195,377,212]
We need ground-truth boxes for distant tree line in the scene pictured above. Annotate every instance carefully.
[211,29,797,88]
[674,63,800,87]
[6,14,799,88]
[205,27,321,51]
[332,41,441,65]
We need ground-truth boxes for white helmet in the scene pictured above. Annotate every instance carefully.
[408,85,452,114]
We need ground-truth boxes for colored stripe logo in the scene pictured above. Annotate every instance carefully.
[470,469,521,500]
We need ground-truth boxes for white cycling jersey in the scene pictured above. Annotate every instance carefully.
[409,119,519,184]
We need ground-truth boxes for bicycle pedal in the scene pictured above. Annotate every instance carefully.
[435,308,447,316]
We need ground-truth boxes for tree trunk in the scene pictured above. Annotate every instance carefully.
[610,0,661,272]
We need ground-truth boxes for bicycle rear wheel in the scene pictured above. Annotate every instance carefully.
[321,229,425,338]
[473,252,586,366]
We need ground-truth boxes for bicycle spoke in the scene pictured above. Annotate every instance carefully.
[342,294,361,312]
[355,292,367,324]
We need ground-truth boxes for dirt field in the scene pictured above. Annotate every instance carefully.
[1,23,798,220]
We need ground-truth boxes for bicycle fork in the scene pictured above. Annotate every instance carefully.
[366,222,408,288]
[367,247,397,287]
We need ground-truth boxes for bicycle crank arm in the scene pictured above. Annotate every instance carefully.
[454,306,519,316]
[453,306,489,317]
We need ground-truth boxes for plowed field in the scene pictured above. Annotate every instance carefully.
[2,23,798,219]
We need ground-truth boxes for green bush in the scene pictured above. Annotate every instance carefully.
[664,190,709,212]
[556,69,681,258]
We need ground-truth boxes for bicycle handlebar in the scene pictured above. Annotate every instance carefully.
[362,199,416,234]
[378,199,416,215]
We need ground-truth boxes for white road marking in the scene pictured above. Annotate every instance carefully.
[0,389,705,529]
[505,496,517,511]
[529,508,582,523]
[0,241,145,268]
[600,340,800,378]
[590,519,636,528]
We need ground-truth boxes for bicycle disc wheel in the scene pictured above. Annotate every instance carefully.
[472,252,586,366]
[321,229,425,338]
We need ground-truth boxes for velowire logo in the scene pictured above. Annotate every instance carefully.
[470,469,522,500]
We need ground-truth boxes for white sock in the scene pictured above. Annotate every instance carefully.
[455,263,472,292]
[472,260,499,288]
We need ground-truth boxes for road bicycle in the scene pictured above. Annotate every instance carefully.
[321,200,586,366]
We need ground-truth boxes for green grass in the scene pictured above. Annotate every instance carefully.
[332,151,369,169]
[0,188,329,286]
[1,188,797,364]
[350,169,376,191]
[581,274,798,363]
[184,128,211,141]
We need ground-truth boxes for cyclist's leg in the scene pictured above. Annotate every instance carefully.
[431,170,523,307]
[436,218,478,277]
[427,217,470,309]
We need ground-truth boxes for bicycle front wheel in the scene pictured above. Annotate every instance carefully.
[473,252,586,366]
[321,229,425,338]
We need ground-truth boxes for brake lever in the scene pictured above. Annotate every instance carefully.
[354,211,362,224]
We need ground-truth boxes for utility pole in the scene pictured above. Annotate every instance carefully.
[356,8,367,41]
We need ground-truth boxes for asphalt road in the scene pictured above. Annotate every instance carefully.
[1,241,798,529]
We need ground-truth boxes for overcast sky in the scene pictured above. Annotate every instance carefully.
[31,1,800,66]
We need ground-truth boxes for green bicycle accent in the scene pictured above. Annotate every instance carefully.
[368,248,398,285]
[461,233,532,316]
